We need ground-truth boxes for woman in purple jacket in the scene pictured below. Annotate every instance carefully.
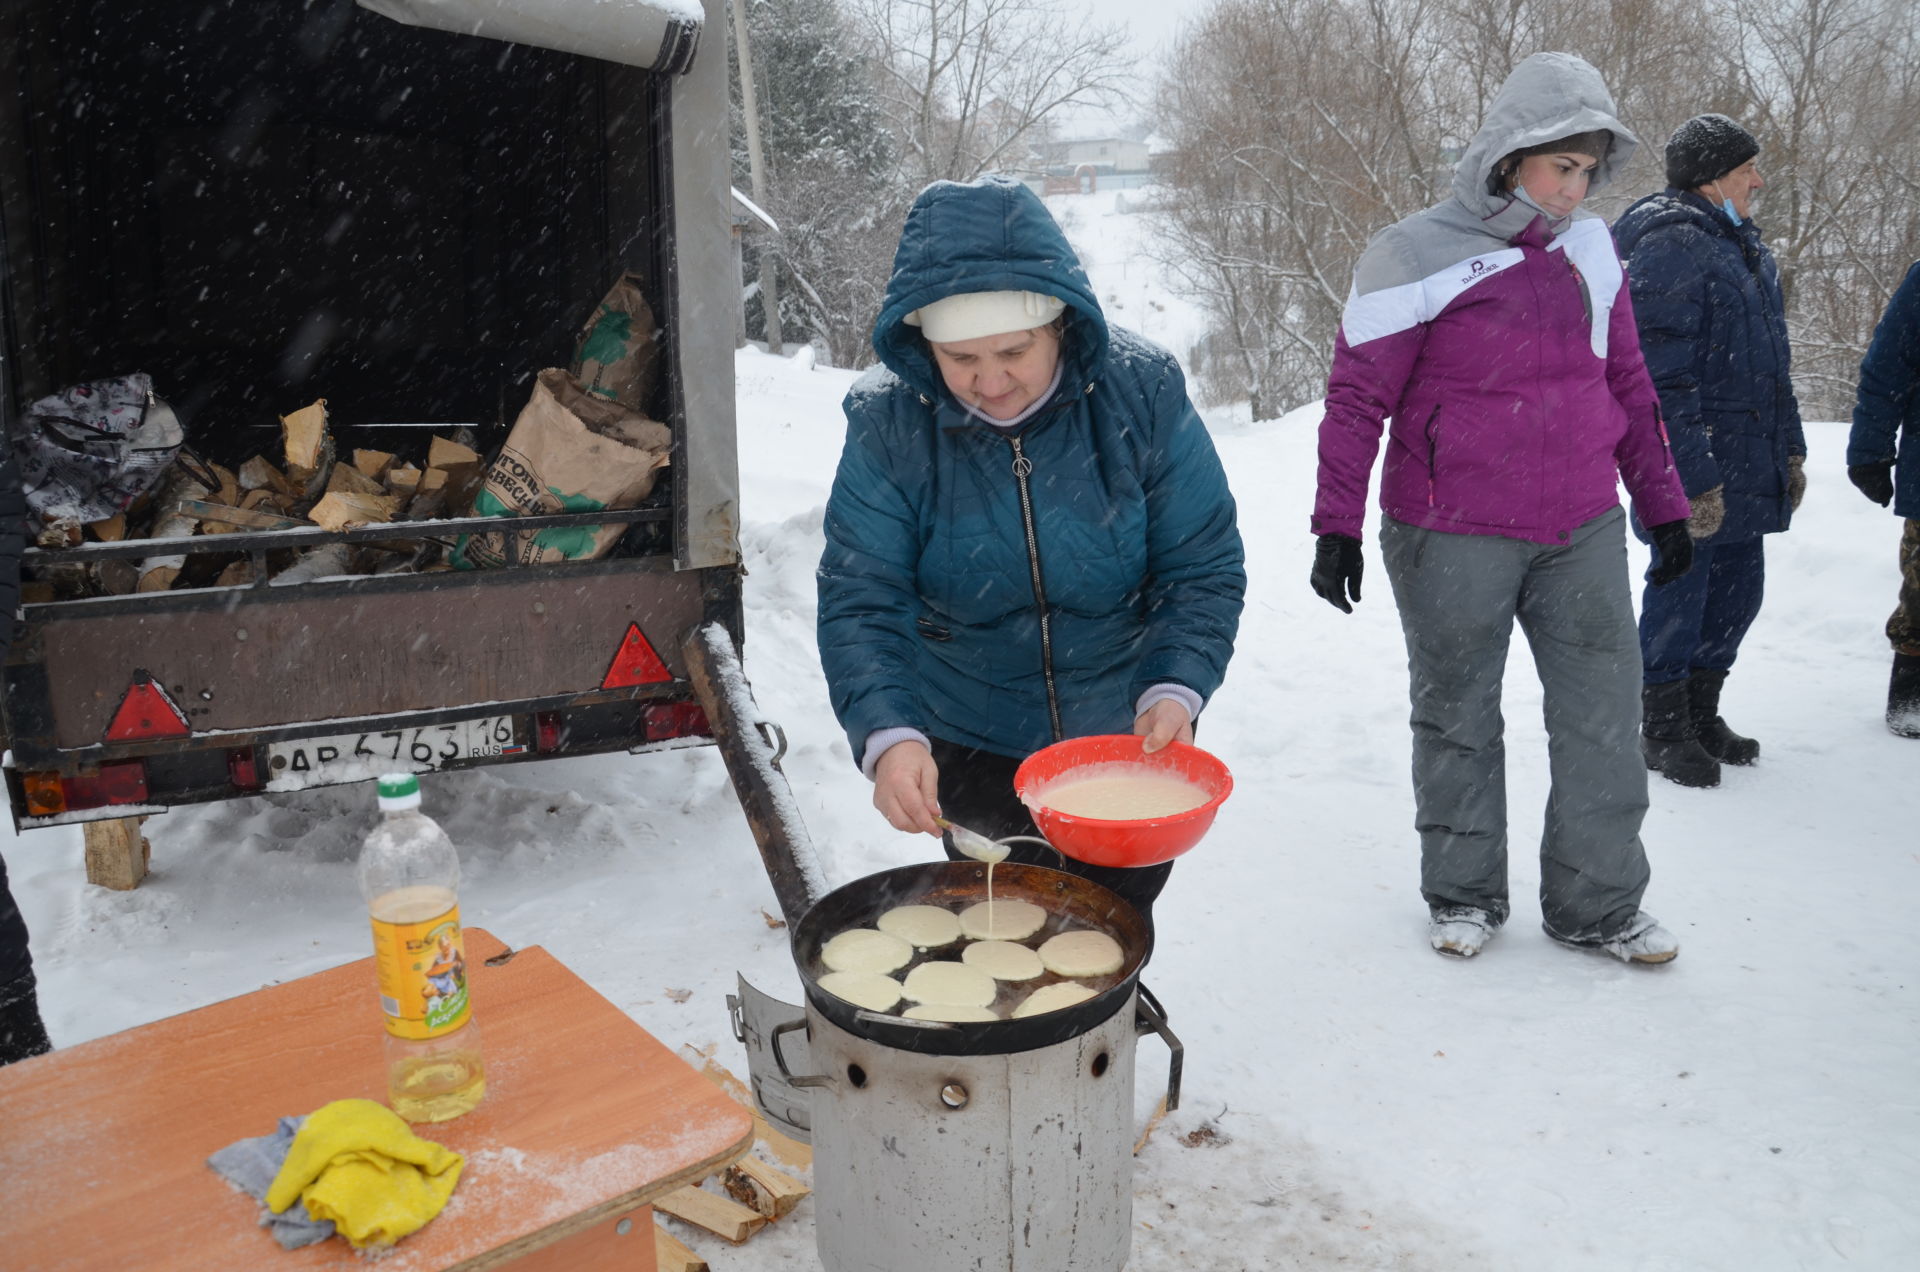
[1308,53,1694,966]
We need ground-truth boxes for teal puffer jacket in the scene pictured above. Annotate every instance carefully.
[817,177,1245,765]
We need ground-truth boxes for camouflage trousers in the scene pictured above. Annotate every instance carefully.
[1891,518,1920,656]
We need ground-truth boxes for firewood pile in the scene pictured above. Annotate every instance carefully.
[22,275,668,603]
[24,399,487,601]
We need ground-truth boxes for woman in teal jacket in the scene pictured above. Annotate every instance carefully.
[817,177,1245,915]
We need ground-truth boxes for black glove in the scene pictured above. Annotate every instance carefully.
[1848,462,1895,507]
[1310,533,1363,613]
[1647,519,1694,586]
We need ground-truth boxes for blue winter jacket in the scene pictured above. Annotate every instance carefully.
[817,177,1245,766]
[1614,189,1806,541]
[1849,260,1920,520]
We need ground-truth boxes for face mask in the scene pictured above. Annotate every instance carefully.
[1712,182,1743,226]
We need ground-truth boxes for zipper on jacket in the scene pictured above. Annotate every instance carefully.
[1424,405,1442,506]
[1565,256,1592,329]
[1007,435,1063,743]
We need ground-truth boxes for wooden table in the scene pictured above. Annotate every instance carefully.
[0,929,753,1271]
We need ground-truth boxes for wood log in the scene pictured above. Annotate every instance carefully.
[208,464,241,507]
[281,400,328,472]
[384,464,422,495]
[326,462,387,497]
[182,499,311,533]
[721,1155,809,1219]
[215,560,255,588]
[237,455,293,494]
[351,449,395,481]
[654,1222,708,1272]
[89,515,127,542]
[83,817,150,890]
[428,435,480,470]
[653,1186,766,1244]
[90,560,140,595]
[308,492,400,532]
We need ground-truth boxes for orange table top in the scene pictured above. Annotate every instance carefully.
[0,929,752,1271]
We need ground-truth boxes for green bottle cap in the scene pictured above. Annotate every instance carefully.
[376,773,423,810]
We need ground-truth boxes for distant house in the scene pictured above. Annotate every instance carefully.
[1036,136,1154,195]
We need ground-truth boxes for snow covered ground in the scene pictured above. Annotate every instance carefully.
[8,191,1917,1269]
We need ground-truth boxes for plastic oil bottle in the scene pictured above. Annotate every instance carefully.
[358,773,486,1122]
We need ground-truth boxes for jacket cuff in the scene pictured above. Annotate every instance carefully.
[861,727,931,780]
[1133,684,1201,725]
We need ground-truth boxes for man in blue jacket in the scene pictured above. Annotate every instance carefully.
[1848,260,1920,737]
[1615,115,1807,788]
[817,177,1245,916]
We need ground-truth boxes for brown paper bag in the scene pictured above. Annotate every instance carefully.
[572,274,661,411]
[452,368,671,569]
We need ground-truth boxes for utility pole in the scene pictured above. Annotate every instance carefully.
[730,0,782,355]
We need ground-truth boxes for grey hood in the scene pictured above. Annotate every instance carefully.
[1452,52,1639,218]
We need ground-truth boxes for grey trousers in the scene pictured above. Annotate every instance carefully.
[1380,507,1651,943]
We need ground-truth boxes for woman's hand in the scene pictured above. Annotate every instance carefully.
[872,740,945,836]
[1133,698,1194,754]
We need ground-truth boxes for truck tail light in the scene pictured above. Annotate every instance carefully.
[535,710,568,753]
[228,747,263,791]
[21,761,150,817]
[641,702,710,742]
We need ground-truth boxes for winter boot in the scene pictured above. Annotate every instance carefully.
[1891,653,1920,739]
[1545,912,1680,965]
[0,972,53,1066]
[1428,906,1496,958]
[1641,680,1720,788]
[1687,669,1760,765]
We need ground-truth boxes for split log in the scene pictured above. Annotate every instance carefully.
[428,435,480,470]
[237,455,293,495]
[89,515,127,541]
[654,1186,766,1244]
[280,399,333,498]
[653,1223,708,1272]
[139,467,215,591]
[385,464,423,496]
[308,491,401,532]
[721,1155,808,1219]
[325,462,387,498]
[352,449,396,481]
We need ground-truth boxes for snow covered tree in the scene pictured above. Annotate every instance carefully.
[854,0,1134,187]
[730,0,907,366]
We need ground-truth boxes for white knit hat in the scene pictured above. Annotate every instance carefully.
[903,290,1067,343]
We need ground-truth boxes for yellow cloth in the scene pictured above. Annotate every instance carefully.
[265,1098,464,1250]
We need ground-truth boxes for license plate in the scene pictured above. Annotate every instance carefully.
[266,717,521,790]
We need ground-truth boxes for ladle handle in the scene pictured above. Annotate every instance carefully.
[770,1017,836,1090]
[1134,983,1183,1113]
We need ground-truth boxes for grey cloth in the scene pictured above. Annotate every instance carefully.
[206,1115,335,1250]
[1379,507,1652,943]
[1351,52,1638,299]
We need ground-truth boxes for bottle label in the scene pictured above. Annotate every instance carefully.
[370,901,472,1040]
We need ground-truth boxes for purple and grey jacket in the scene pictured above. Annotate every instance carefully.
[1312,53,1690,545]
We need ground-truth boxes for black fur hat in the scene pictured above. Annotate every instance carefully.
[1666,114,1759,190]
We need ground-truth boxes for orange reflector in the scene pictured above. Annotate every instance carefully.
[600,623,673,689]
[21,772,66,817]
[105,675,192,742]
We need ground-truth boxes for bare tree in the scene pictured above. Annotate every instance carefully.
[854,0,1135,187]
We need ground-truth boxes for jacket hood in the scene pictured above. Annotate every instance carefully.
[872,176,1108,401]
[1452,53,1639,218]
[1612,187,1749,256]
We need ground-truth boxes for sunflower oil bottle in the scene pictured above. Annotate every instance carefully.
[358,773,485,1122]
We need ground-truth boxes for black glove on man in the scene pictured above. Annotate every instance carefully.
[1647,519,1695,587]
[1310,533,1363,613]
[1849,462,1895,507]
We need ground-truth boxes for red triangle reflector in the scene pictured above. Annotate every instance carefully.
[106,674,191,742]
[601,622,673,689]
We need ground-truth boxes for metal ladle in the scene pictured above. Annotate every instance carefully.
[937,817,1063,867]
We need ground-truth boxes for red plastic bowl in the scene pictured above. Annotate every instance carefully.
[1013,735,1232,868]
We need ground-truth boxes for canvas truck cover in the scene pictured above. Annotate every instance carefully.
[357,0,703,75]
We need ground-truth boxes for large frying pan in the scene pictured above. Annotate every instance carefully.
[788,861,1154,1056]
